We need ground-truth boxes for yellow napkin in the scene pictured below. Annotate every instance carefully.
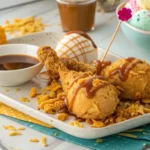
[0,103,53,128]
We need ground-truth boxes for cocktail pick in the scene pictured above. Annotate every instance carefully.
[101,7,132,62]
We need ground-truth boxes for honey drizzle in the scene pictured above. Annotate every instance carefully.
[109,57,143,81]
[68,75,107,110]
[66,31,97,48]
[59,35,80,61]
[59,33,96,63]
[94,60,111,75]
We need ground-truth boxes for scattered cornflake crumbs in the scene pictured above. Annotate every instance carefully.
[41,136,47,147]
[70,120,84,128]
[36,94,49,104]
[29,87,37,98]
[4,89,9,92]
[29,138,39,143]
[10,147,22,150]
[126,129,143,132]
[91,119,105,128]
[57,23,61,26]
[3,125,16,131]
[9,131,22,136]
[3,16,49,37]
[18,127,25,131]
[96,138,103,143]
[16,88,20,92]
[20,97,30,102]
[56,113,68,121]
[53,132,58,137]
[118,133,137,139]
[45,80,62,92]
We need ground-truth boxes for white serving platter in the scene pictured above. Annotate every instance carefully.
[0,32,150,139]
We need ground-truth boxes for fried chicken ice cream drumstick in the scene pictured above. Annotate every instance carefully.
[37,46,150,101]
[38,47,119,119]
[37,46,96,79]
[100,58,150,100]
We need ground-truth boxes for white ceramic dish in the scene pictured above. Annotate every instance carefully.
[0,32,149,139]
[0,44,43,86]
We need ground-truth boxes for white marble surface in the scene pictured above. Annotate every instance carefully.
[0,0,149,150]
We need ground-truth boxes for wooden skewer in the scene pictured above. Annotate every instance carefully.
[101,20,122,62]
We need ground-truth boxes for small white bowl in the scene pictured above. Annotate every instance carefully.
[0,44,43,86]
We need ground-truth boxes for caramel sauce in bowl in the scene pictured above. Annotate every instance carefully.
[57,0,96,31]
[0,44,43,86]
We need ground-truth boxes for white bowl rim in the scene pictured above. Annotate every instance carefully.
[116,2,150,35]
[0,44,43,73]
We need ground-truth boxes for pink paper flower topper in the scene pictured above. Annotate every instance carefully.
[118,7,132,21]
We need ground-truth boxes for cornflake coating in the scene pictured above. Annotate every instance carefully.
[56,113,68,121]
[30,87,37,98]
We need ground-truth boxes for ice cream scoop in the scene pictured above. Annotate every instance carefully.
[55,31,97,63]
[137,0,150,10]
[128,10,150,31]
[126,0,141,14]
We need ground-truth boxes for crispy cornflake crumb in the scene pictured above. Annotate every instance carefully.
[70,120,84,128]
[3,16,48,37]
[96,138,103,143]
[10,147,21,150]
[45,80,62,92]
[91,120,105,128]
[92,78,102,87]
[4,89,9,92]
[43,103,56,114]
[30,87,37,98]
[118,133,137,139]
[20,97,30,102]
[3,125,16,131]
[9,131,22,136]
[49,91,56,98]
[126,129,143,132]
[56,113,68,121]
[143,132,147,135]
[37,94,49,104]
[53,132,58,137]
[18,127,25,131]
[41,136,47,147]
[16,88,20,92]
[29,138,39,142]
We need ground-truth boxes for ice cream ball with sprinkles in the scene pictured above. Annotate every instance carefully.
[55,31,97,63]
[126,0,141,14]
[128,10,150,31]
